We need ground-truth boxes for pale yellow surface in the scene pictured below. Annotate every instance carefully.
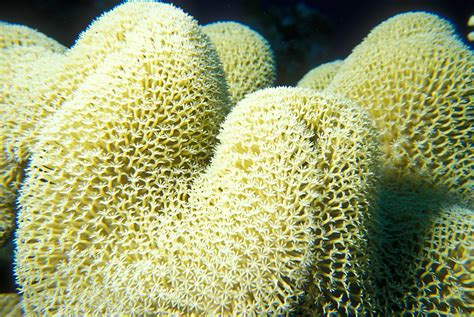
[0,26,65,246]
[203,21,276,105]
[297,60,343,90]
[0,22,65,51]
[15,1,195,158]
[375,194,474,315]
[468,32,474,41]
[0,293,22,317]
[15,2,229,315]
[359,11,456,46]
[469,16,474,41]
[327,12,473,315]
[4,1,221,247]
[277,88,379,316]
[328,13,473,203]
[15,83,379,314]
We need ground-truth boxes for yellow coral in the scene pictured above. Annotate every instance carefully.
[0,22,65,51]
[374,194,473,315]
[0,293,22,317]
[2,47,65,162]
[13,1,185,159]
[0,24,66,161]
[173,88,379,315]
[202,21,276,105]
[15,2,228,315]
[15,51,379,314]
[0,149,22,245]
[296,60,343,90]
[285,89,379,316]
[0,30,65,246]
[1,1,149,238]
[4,0,210,247]
[327,12,473,203]
[358,11,456,46]
[135,87,323,314]
[325,12,474,315]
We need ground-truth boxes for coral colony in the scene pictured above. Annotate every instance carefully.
[0,1,472,316]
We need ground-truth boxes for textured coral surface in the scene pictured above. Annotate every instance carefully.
[374,194,473,316]
[325,12,474,316]
[0,22,65,51]
[0,25,66,246]
[6,4,473,317]
[328,12,473,203]
[203,21,276,105]
[15,2,228,315]
[284,89,379,316]
[15,83,380,315]
[468,15,474,42]
[0,293,22,317]
[296,60,343,90]
[358,12,457,45]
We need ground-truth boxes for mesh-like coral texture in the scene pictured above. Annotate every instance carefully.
[296,60,343,90]
[1,49,65,220]
[0,293,22,317]
[0,22,65,51]
[0,148,22,245]
[3,1,205,248]
[123,87,323,315]
[202,21,276,105]
[15,2,229,315]
[164,87,378,315]
[374,196,473,316]
[284,89,380,316]
[1,46,65,162]
[358,11,457,46]
[11,1,176,161]
[326,12,474,316]
[0,40,65,246]
[327,14,473,203]
[16,85,379,314]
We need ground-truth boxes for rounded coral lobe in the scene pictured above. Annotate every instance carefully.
[328,12,473,202]
[203,21,276,105]
[0,24,66,247]
[15,2,229,315]
[296,60,343,90]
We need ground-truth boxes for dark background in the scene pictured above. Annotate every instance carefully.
[1,0,473,84]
